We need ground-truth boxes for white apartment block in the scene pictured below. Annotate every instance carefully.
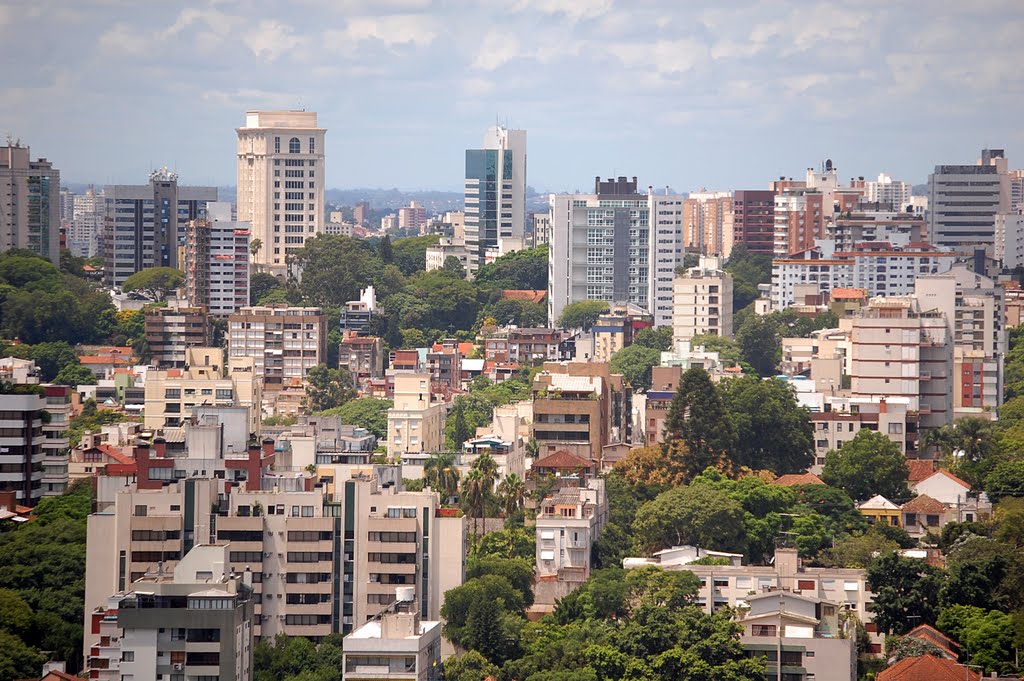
[863,173,912,210]
[227,305,328,391]
[995,212,1024,269]
[386,373,446,458]
[770,240,955,311]
[185,201,251,316]
[672,256,734,344]
[548,177,686,327]
[683,191,734,257]
[70,185,106,258]
[236,111,326,271]
[343,608,442,681]
[535,478,607,606]
[927,149,1011,255]
[849,297,954,430]
[424,237,469,272]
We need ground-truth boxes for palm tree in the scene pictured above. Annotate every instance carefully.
[497,473,525,517]
[471,452,499,492]
[920,424,957,459]
[463,468,486,538]
[424,452,460,503]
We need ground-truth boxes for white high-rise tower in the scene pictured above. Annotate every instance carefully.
[236,111,326,272]
[464,125,527,273]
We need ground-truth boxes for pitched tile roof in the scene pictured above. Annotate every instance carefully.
[907,459,939,483]
[502,289,546,304]
[877,653,978,681]
[773,473,825,486]
[917,468,971,490]
[532,450,593,470]
[901,494,946,515]
[903,624,959,660]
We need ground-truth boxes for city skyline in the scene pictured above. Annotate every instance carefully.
[2,1,1023,192]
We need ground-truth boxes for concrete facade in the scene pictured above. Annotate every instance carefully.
[227,305,328,391]
[928,149,1011,255]
[672,255,734,343]
[464,126,527,273]
[0,142,60,264]
[185,201,251,316]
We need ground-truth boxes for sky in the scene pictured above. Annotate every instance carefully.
[2,0,1023,193]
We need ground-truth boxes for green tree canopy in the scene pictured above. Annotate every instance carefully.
[473,245,549,290]
[290,235,383,308]
[866,552,942,635]
[54,363,97,387]
[663,367,737,474]
[718,375,814,473]
[317,397,392,439]
[392,234,439,276]
[610,344,661,391]
[304,364,356,412]
[735,313,782,376]
[557,300,609,331]
[821,429,911,502]
[632,482,747,554]
[121,266,184,301]
[632,325,673,351]
[985,460,1024,504]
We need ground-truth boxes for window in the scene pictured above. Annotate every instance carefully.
[309,137,315,153]
[274,136,280,153]
[289,137,300,153]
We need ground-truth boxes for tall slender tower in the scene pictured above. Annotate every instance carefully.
[236,111,326,272]
[0,141,61,265]
[464,125,526,273]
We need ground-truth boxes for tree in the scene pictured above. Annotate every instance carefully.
[304,364,356,412]
[392,235,439,276]
[718,375,813,474]
[424,452,460,502]
[663,367,737,475]
[54,363,97,387]
[28,341,79,381]
[451,402,473,449]
[442,255,466,278]
[557,300,609,331]
[463,469,487,537]
[443,650,499,681]
[821,429,910,503]
[377,234,393,264]
[632,326,673,351]
[632,483,747,554]
[886,636,948,661]
[497,473,526,517]
[290,235,383,308]
[475,526,535,560]
[121,267,184,301]
[250,272,280,305]
[823,529,900,568]
[613,443,691,489]
[735,313,781,376]
[609,344,661,391]
[725,243,772,311]
[467,555,534,606]
[317,397,391,439]
[984,460,1024,504]
[441,574,524,663]
[473,246,549,291]
[866,552,942,634]
[249,238,263,261]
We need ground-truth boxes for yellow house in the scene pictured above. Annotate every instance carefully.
[858,494,902,527]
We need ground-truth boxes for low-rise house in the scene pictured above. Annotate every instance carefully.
[876,653,979,681]
[858,495,902,527]
[912,469,990,523]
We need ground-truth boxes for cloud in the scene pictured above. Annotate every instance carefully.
[97,22,151,56]
[471,30,522,70]
[325,14,439,52]
[510,0,613,22]
[462,77,496,96]
[243,20,302,61]
[607,39,709,76]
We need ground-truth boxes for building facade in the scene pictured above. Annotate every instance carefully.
[927,149,1011,255]
[0,141,61,264]
[464,126,527,273]
[236,111,326,271]
[70,185,106,258]
[185,201,251,316]
[672,256,734,343]
[386,373,446,458]
[145,305,212,368]
[732,189,776,256]
[683,191,734,257]
[343,608,442,681]
[227,305,328,391]
[863,173,912,210]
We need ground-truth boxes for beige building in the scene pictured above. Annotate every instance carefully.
[534,478,607,607]
[672,256,734,344]
[227,305,328,391]
[343,607,442,681]
[386,373,447,458]
[143,347,261,433]
[0,141,60,264]
[236,111,326,271]
[683,191,734,257]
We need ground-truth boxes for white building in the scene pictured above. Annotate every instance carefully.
[184,201,251,316]
[424,237,469,272]
[864,173,912,210]
[386,373,447,458]
[464,126,527,273]
[672,255,734,344]
[770,240,956,311]
[534,478,607,606]
[995,212,1024,269]
[70,185,106,258]
[548,177,687,327]
[343,601,442,681]
[927,149,1011,255]
[236,111,327,272]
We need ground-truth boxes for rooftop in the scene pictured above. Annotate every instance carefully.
[876,653,979,681]
[532,450,593,470]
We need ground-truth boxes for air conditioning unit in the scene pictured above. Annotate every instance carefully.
[173,663,184,671]
[264,552,272,557]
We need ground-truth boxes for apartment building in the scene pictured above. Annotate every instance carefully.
[424,237,469,272]
[386,373,447,458]
[683,191,734,257]
[673,255,734,343]
[339,286,378,336]
[464,126,527,273]
[531,361,628,465]
[343,606,442,681]
[398,201,427,232]
[144,304,211,368]
[863,173,912,210]
[808,396,919,470]
[732,189,776,256]
[0,141,61,264]
[534,477,607,607]
[143,348,261,433]
[185,201,251,316]
[338,333,384,389]
[590,311,636,363]
[86,544,255,681]
[995,212,1024,269]
[0,387,52,506]
[928,149,1011,255]
[915,266,1006,415]
[40,384,71,497]
[236,111,326,271]
[425,344,462,392]
[69,185,106,258]
[849,298,954,430]
[772,163,863,257]
[739,592,857,681]
[104,168,217,288]
[826,211,926,251]
[548,177,688,327]
[227,305,328,391]
[770,241,955,311]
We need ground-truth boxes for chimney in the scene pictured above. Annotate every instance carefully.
[879,399,887,413]
[261,437,274,460]
[152,436,167,459]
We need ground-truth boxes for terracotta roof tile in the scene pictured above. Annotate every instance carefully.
[773,473,825,486]
[533,450,593,470]
[877,653,978,681]
[906,459,939,483]
[901,494,946,514]
[918,468,971,490]
[502,289,546,304]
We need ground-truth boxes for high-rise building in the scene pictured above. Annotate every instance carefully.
[69,186,106,258]
[104,169,217,288]
[464,126,527,273]
[772,163,863,257]
[0,141,61,264]
[927,149,1011,255]
[0,388,49,506]
[549,177,687,327]
[144,305,212,368]
[227,305,328,391]
[353,200,370,226]
[683,192,734,257]
[397,201,427,232]
[864,173,912,210]
[732,190,776,256]
[386,373,447,458]
[185,202,251,316]
[672,256,734,344]
[996,212,1024,269]
[236,111,327,272]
